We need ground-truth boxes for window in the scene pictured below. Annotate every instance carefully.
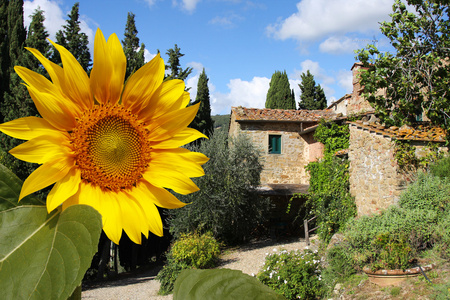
[268,135,281,154]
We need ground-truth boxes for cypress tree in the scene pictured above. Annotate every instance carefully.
[52,2,91,71]
[0,0,9,123]
[122,12,145,79]
[165,44,192,82]
[2,7,50,179]
[298,70,327,110]
[265,70,296,109]
[191,68,214,138]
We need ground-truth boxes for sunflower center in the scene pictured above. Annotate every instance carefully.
[71,105,151,191]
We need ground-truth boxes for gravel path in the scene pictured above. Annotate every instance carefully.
[81,237,312,300]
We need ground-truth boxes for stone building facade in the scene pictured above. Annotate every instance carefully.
[229,107,340,186]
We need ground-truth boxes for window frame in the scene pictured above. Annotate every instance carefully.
[268,134,282,154]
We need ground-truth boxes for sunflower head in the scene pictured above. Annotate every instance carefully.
[0,28,208,244]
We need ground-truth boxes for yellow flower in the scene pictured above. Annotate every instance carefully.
[0,29,208,244]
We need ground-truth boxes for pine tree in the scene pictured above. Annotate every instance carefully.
[191,69,214,138]
[2,7,51,179]
[0,0,9,123]
[52,2,91,71]
[165,44,192,82]
[298,70,327,110]
[265,70,296,109]
[122,12,145,79]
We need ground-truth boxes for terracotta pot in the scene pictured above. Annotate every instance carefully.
[363,264,434,286]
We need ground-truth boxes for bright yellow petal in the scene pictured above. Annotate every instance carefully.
[49,39,92,111]
[9,132,72,164]
[19,156,74,200]
[150,148,207,178]
[143,167,199,195]
[151,128,207,149]
[47,167,81,212]
[122,54,164,114]
[147,103,200,141]
[15,66,77,130]
[100,191,123,244]
[0,117,59,141]
[117,193,149,243]
[25,47,65,91]
[138,79,185,121]
[130,193,163,237]
[90,29,125,105]
[134,180,187,209]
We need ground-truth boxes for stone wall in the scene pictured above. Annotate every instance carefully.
[347,63,376,116]
[348,124,402,216]
[229,117,318,185]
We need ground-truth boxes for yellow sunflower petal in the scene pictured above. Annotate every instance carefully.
[100,191,123,244]
[143,167,199,195]
[151,128,207,149]
[134,180,187,209]
[150,148,207,177]
[90,29,125,105]
[47,167,81,212]
[49,39,92,111]
[15,66,77,130]
[19,156,74,201]
[130,192,164,237]
[0,117,59,141]
[25,47,65,90]
[122,54,164,114]
[117,194,149,243]
[9,132,71,164]
[138,79,185,121]
[147,103,200,141]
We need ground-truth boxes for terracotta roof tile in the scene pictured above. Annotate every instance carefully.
[348,121,447,142]
[231,106,341,122]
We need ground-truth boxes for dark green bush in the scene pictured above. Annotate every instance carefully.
[399,171,450,216]
[432,212,450,259]
[156,232,222,295]
[257,249,325,300]
[168,130,270,245]
[369,232,413,271]
[429,155,450,179]
[325,244,356,281]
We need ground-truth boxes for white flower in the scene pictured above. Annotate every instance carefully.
[269,272,273,279]
[284,280,287,284]
[278,276,280,280]
[273,248,277,252]
[251,273,255,277]
[305,246,309,250]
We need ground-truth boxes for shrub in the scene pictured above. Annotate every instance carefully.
[432,212,450,259]
[399,171,450,217]
[257,249,325,300]
[369,232,414,271]
[156,232,222,295]
[428,154,450,179]
[170,232,221,269]
[325,244,356,281]
[168,130,270,245]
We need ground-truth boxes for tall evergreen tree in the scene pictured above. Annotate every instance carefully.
[191,69,214,138]
[122,12,145,79]
[298,70,327,110]
[2,7,51,179]
[165,44,192,82]
[0,0,9,123]
[265,70,296,109]
[52,2,91,71]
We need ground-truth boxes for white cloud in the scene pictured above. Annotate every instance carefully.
[173,0,201,13]
[337,70,353,94]
[24,0,65,40]
[211,77,270,115]
[319,35,364,54]
[143,48,157,63]
[209,13,243,28]
[267,0,394,42]
[24,0,95,51]
[143,0,158,7]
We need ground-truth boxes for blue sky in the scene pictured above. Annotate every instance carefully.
[23,0,397,115]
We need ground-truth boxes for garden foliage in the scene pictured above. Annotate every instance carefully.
[168,130,270,245]
[257,249,325,300]
[156,232,222,295]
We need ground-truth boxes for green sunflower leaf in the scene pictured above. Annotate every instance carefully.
[0,204,102,300]
[0,163,44,212]
[173,268,287,300]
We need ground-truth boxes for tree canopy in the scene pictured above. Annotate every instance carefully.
[122,12,145,79]
[265,70,296,109]
[190,69,214,138]
[356,0,450,129]
[165,44,192,82]
[298,70,327,110]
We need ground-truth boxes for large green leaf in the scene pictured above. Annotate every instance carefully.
[173,269,286,300]
[0,163,102,299]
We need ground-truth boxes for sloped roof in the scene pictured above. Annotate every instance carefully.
[348,120,447,142]
[231,106,341,122]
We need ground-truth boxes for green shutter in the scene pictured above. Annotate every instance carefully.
[269,135,281,154]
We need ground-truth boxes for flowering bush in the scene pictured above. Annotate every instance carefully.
[257,248,325,300]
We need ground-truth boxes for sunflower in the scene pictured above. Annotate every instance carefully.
[0,28,208,244]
